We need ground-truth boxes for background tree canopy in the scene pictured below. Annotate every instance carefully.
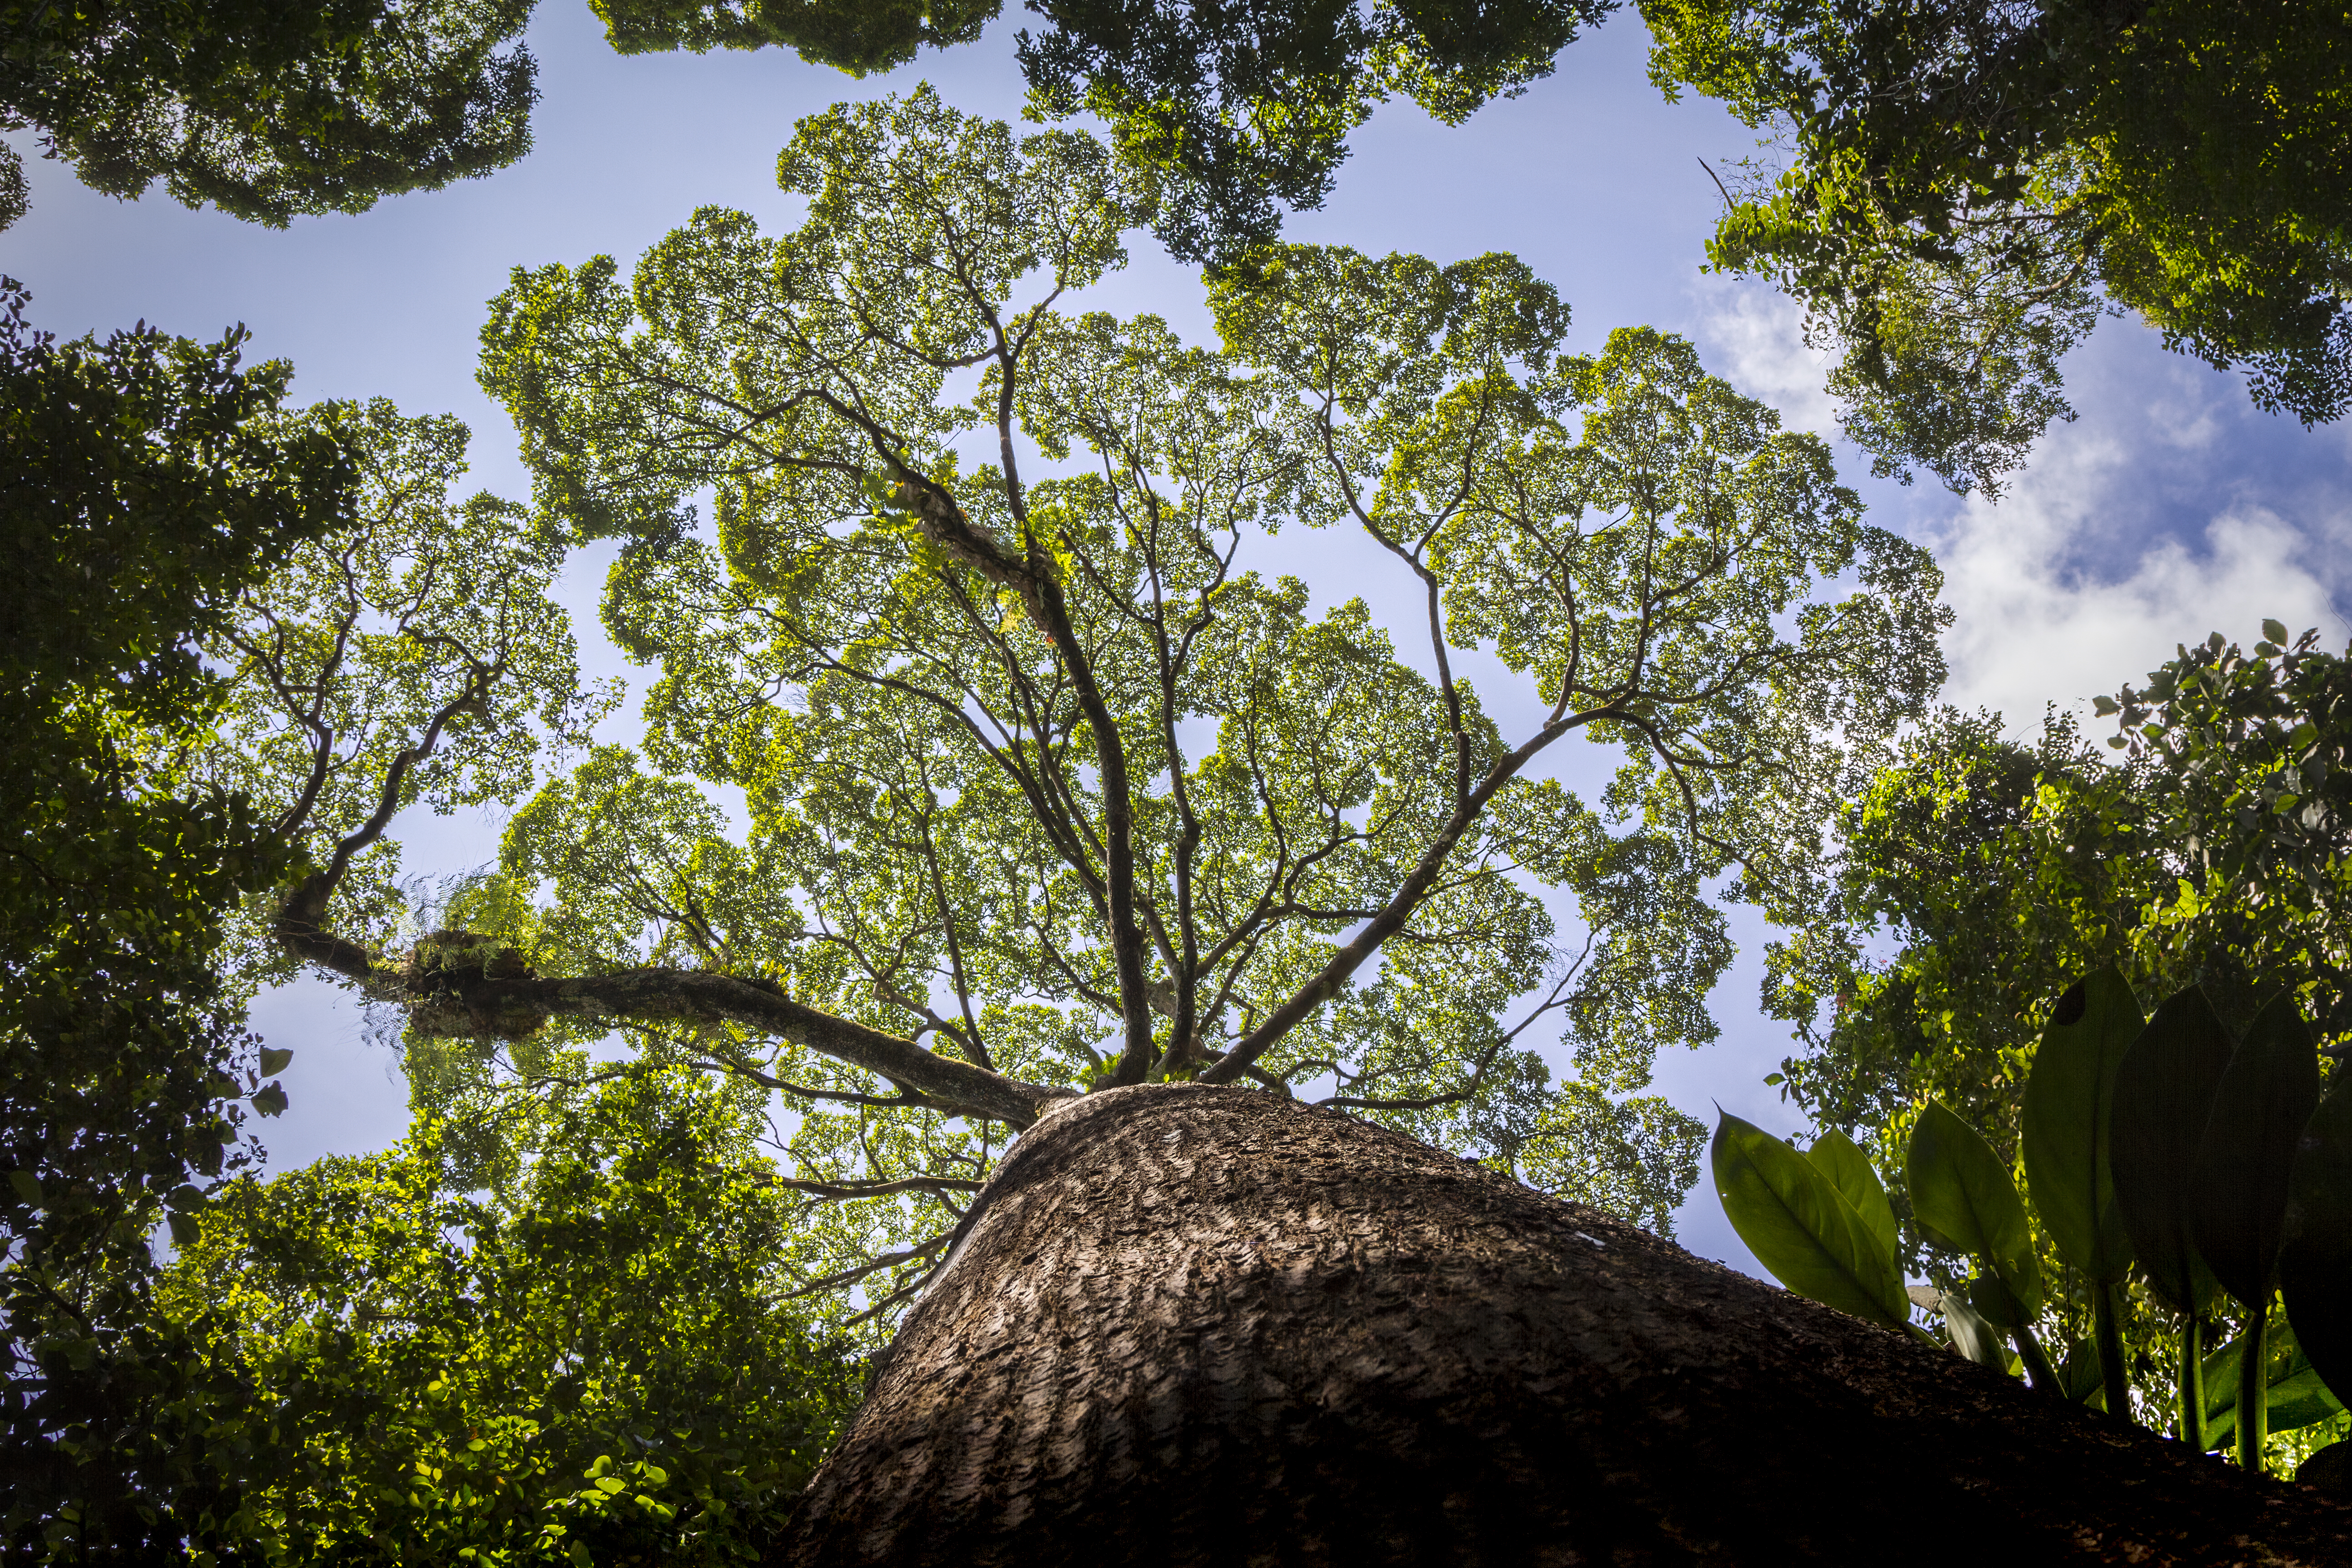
[1643,0,2352,494]
[0,276,352,1551]
[1752,622,2352,1460]
[0,0,538,231]
[11,0,2337,504]
[155,1067,861,1565]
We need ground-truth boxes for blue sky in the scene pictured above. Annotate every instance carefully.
[9,4,2350,1274]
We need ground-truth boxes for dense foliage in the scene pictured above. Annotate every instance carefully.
[1015,0,1612,264]
[157,1068,861,1566]
[1720,968,2352,1479]
[0,278,352,1552]
[148,90,1945,1358]
[1737,623,2352,1469]
[6,0,2347,1547]
[1768,623,2352,1154]
[1002,0,2339,489]
[592,0,996,73]
[0,0,536,232]
[1643,0,2352,492]
[13,0,2336,504]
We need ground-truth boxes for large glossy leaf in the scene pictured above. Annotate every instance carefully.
[1965,1270,2034,1333]
[2111,986,2234,1315]
[1943,1286,2010,1371]
[1714,1113,1909,1331]
[1906,1100,2042,1321]
[2282,1073,2352,1406]
[2192,992,2322,1311]
[2021,967,2141,1281]
[2201,1315,2345,1448]
[2058,1338,2106,1408]
[1806,1129,1898,1263]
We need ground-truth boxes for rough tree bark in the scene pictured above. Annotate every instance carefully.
[779,1084,2352,1567]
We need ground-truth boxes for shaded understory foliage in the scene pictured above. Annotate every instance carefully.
[157,1069,862,1566]
[0,277,348,1553]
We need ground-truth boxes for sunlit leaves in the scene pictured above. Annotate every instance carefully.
[1906,1100,2042,1327]
[1712,1112,1909,1330]
[199,399,606,963]
[461,91,1944,1255]
[152,1070,861,1563]
[1515,1083,1705,1238]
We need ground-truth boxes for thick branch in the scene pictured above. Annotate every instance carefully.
[1199,703,1617,1084]
[275,894,1069,1127]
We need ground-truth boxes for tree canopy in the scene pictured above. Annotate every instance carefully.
[664,0,2342,495]
[14,0,2338,508]
[1644,0,2352,493]
[0,0,537,232]
[154,1067,860,1566]
[1014,0,1612,265]
[1768,624,2352,1156]
[1747,624,2352,1465]
[167,92,1945,1340]
[1019,0,2352,492]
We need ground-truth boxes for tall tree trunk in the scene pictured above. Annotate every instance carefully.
[778,1085,2352,1566]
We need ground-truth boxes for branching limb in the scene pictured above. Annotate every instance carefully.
[775,1231,952,1304]
[1200,700,1622,1084]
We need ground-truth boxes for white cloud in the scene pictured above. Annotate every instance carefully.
[1933,424,2347,733]
[1681,286,2352,735]
[1686,276,1838,439]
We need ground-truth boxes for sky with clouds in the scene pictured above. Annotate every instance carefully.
[9,4,2348,1274]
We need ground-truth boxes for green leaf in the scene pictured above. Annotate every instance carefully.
[1711,1112,1909,1331]
[2111,985,2234,1315]
[7,1171,40,1205]
[1966,1270,2033,1332]
[1805,1129,1897,1263]
[2191,991,2321,1311]
[1936,1286,2009,1371]
[2282,1071,2352,1408]
[2022,967,2141,1281]
[260,1046,294,1077]
[2202,1314,2344,1447]
[251,1082,289,1117]
[2058,1338,2106,1406]
[1906,1100,2042,1320]
[2264,618,2290,646]
[166,1211,201,1246]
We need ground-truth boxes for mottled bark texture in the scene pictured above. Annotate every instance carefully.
[779,1083,2352,1567]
